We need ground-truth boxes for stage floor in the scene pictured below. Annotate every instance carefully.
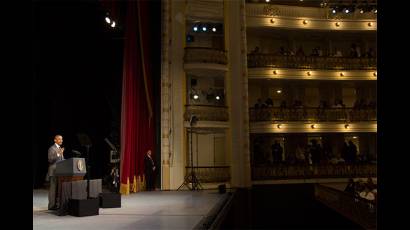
[33,189,225,230]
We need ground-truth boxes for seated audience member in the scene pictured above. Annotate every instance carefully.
[359,186,375,201]
[344,178,356,194]
[265,98,273,107]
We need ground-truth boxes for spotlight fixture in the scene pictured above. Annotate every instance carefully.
[202,26,207,32]
[303,20,308,25]
[212,27,216,32]
[335,22,340,27]
[345,124,350,129]
[359,8,364,14]
[273,70,277,75]
[277,124,282,129]
[216,96,220,100]
[340,72,344,76]
[353,136,358,139]
[299,0,303,2]
[105,17,111,24]
[270,18,275,24]
[265,0,270,2]
[311,124,316,129]
[193,94,199,100]
[276,89,282,94]
[373,72,377,77]
[368,22,373,27]
[307,71,311,76]
[111,21,116,28]
[373,8,377,14]
[344,8,350,13]
[193,26,198,32]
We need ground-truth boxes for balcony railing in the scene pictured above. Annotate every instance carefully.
[185,105,229,122]
[247,54,377,70]
[252,163,376,180]
[314,184,377,229]
[186,166,231,183]
[249,107,377,122]
[184,47,228,65]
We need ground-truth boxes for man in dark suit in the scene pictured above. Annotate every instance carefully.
[144,150,155,191]
[48,135,65,210]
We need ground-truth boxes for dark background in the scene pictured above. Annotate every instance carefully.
[32,0,161,189]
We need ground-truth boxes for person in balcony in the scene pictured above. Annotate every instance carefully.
[254,98,266,109]
[251,46,260,54]
[265,98,273,107]
[366,177,376,190]
[347,141,358,164]
[366,47,375,58]
[296,47,305,56]
[295,145,306,164]
[309,139,322,164]
[332,48,343,57]
[310,47,319,57]
[271,140,283,163]
[350,43,359,58]
[329,153,345,164]
[344,178,357,195]
[317,47,323,57]
[278,46,287,56]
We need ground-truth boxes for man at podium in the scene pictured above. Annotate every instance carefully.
[48,135,65,210]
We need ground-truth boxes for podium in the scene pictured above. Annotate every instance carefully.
[55,158,87,209]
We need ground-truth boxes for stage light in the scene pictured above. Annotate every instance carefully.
[335,22,340,27]
[360,9,364,14]
[193,26,198,32]
[373,72,377,77]
[353,136,358,139]
[331,8,337,14]
[368,22,373,27]
[270,18,275,24]
[216,96,220,100]
[265,0,270,2]
[193,94,199,100]
[344,8,350,13]
[311,124,316,129]
[303,20,308,25]
[105,17,111,24]
[276,89,282,94]
[340,72,344,76]
[277,124,282,129]
[212,27,216,32]
[373,8,377,14]
[345,124,350,129]
[111,21,116,28]
[202,26,207,32]
[273,70,277,75]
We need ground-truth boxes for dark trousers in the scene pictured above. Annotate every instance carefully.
[145,172,155,191]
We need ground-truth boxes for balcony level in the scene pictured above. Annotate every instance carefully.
[248,55,377,80]
[184,104,229,128]
[245,3,377,31]
[184,47,228,72]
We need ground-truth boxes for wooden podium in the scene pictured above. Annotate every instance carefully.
[55,158,87,208]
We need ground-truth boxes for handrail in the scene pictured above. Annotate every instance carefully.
[249,107,376,122]
[247,54,377,70]
[315,184,377,229]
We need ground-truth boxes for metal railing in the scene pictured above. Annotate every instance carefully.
[247,54,377,70]
[186,166,231,183]
[185,105,229,122]
[184,47,228,65]
[249,107,377,122]
[252,163,377,180]
[314,184,377,229]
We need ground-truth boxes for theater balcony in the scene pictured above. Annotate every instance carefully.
[184,47,228,72]
[245,2,377,31]
[184,105,229,128]
[249,107,377,133]
[252,163,376,182]
[247,55,377,81]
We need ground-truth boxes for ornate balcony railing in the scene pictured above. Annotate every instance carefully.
[184,47,228,65]
[245,2,377,20]
[314,184,377,229]
[247,54,377,70]
[186,166,231,183]
[249,107,377,122]
[252,163,377,180]
[185,105,229,122]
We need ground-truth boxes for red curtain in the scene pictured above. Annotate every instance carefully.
[119,0,155,194]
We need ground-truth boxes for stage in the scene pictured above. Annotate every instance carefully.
[33,189,226,230]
